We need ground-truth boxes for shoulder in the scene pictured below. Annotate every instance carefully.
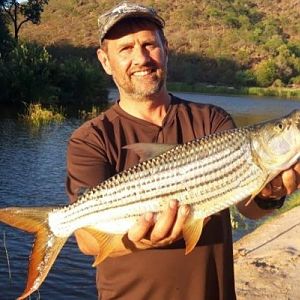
[173,96,230,118]
[70,104,119,141]
[171,95,236,133]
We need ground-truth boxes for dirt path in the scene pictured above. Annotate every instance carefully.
[234,206,300,300]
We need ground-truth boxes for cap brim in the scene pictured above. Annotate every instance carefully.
[100,12,164,44]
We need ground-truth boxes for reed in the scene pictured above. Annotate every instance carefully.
[167,82,300,99]
[78,103,111,120]
[2,231,12,282]
[20,103,65,126]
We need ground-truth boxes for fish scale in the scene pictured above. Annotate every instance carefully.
[1,109,300,300]
[49,127,265,236]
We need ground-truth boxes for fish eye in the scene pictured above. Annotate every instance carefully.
[276,122,284,130]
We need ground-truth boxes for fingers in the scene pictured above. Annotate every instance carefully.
[149,200,178,243]
[167,205,190,241]
[282,168,296,195]
[293,161,300,189]
[260,162,300,199]
[127,200,190,246]
[271,174,286,198]
[260,183,272,198]
[127,212,155,242]
[150,201,189,244]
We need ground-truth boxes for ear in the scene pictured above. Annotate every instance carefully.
[97,48,112,75]
[165,40,169,64]
[164,39,169,57]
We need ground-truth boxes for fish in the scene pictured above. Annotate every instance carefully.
[1,109,300,299]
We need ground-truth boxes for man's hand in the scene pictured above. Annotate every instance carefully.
[237,161,300,219]
[260,161,300,199]
[128,199,190,247]
[74,200,190,257]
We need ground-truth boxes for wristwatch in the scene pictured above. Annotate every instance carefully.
[254,196,286,210]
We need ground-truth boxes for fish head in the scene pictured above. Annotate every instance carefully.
[251,109,300,174]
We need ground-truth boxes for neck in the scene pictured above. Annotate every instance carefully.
[118,89,171,126]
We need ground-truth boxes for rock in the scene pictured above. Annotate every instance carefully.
[234,206,300,300]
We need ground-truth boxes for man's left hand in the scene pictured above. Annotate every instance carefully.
[259,161,300,199]
[237,161,300,219]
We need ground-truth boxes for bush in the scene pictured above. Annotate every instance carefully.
[289,75,300,85]
[272,79,285,87]
[0,42,108,106]
[0,43,55,104]
[20,103,65,126]
[254,59,278,87]
[52,57,107,105]
[0,16,14,58]
[235,69,256,86]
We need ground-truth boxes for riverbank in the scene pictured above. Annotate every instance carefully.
[234,205,300,299]
[167,82,300,100]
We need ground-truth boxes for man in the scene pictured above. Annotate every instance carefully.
[66,2,300,299]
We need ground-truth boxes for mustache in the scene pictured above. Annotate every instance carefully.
[130,62,158,73]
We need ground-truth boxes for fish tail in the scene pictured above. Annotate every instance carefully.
[0,207,68,300]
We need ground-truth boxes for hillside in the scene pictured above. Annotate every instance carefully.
[19,0,300,86]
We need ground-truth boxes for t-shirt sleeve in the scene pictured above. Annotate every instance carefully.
[66,125,113,203]
[209,106,236,133]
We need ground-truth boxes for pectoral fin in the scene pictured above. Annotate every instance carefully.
[182,218,204,255]
[245,174,274,206]
[123,143,176,162]
[83,228,122,266]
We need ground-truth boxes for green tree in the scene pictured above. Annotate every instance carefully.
[254,59,277,87]
[0,43,54,104]
[0,9,14,56]
[52,57,108,105]
[235,69,256,86]
[0,0,48,42]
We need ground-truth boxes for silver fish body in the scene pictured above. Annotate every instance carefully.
[1,109,300,299]
[49,109,300,237]
[49,127,263,236]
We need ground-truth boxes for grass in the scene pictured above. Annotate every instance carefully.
[78,103,112,120]
[273,189,300,216]
[231,189,300,241]
[78,105,103,120]
[20,103,65,126]
[167,82,300,99]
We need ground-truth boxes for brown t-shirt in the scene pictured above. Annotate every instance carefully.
[66,95,237,300]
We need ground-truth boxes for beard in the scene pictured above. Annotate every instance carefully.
[113,65,167,100]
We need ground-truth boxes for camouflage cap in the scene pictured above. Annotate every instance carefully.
[98,1,165,46]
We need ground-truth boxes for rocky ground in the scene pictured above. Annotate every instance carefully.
[234,206,300,300]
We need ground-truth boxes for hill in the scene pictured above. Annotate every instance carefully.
[19,0,300,86]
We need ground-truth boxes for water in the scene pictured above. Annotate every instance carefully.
[0,120,97,300]
[0,92,299,299]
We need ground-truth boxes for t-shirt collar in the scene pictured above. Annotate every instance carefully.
[112,93,178,128]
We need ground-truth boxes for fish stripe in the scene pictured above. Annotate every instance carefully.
[50,127,266,235]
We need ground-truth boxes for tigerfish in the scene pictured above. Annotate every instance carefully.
[1,110,300,299]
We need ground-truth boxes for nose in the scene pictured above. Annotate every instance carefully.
[132,46,150,65]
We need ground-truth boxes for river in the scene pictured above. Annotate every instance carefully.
[0,92,299,299]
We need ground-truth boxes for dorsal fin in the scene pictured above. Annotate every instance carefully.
[123,143,176,162]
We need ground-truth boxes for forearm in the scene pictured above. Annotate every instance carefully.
[237,162,300,219]
[236,197,275,220]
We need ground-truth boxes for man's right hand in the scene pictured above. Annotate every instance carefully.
[74,200,190,256]
[128,199,190,247]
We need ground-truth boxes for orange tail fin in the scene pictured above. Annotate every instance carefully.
[0,207,68,300]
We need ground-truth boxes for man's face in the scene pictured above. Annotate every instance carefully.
[98,22,168,99]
